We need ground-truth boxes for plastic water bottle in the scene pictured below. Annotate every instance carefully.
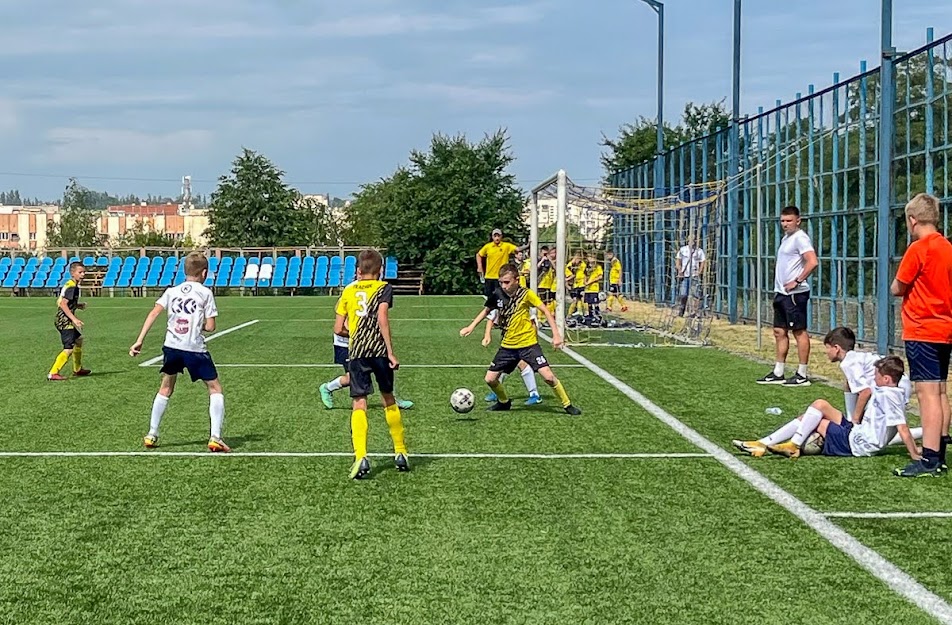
[765,407,783,416]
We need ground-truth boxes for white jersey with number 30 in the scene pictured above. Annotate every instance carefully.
[157,281,218,353]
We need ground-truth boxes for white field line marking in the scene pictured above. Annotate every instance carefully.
[139,320,260,367]
[824,512,952,520]
[0,451,713,459]
[142,363,586,369]
[547,336,952,624]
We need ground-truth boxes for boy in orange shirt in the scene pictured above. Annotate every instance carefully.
[891,193,952,477]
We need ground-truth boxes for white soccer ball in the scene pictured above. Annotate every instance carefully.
[801,431,825,456]
[598,291,607,302]
[450,388,475,414]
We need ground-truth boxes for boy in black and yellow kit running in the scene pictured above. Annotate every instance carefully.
[461,263,582,415]
[334,249,408,480]
[49,261,91,381]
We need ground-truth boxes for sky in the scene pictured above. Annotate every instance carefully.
[0,0,949,202]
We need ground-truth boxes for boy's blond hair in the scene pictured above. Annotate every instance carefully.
[904,193,940,225]
[184,252,208,278]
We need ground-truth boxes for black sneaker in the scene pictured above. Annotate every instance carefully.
[564,405,582,416]
[487,400,512,411]
[894,459,941,478]
[756,371,786,385]
[783,373,811,387]
[394,453,410,472]
[349,457,371,480]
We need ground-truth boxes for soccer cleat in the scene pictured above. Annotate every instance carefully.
[756,371,786,385]
[349,457,371,480]
[207,437,231,453]
[485,391,497,402]
[732,439,768,457]
[564,404,582,416]
[784,373,811,387]
[72,369,91,377]
[394,453,410,472]
[318,384,334,409]
[487,400,512,411]
[621,306,629,312]
[525,392,542,406]
[47,373,68,381]
[143,434,159,449]
[767,441,801,459]
[894,459,942,478]
[396,398,415,410]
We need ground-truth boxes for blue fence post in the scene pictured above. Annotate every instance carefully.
[925,27,935,195]
[876,0,895,354]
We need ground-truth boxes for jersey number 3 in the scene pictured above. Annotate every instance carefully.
[355,291,369,318]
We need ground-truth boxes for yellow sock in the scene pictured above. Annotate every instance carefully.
[568,301,577,316]
[552,380,571,408]
[607,295,618,309]
[351,409,369,460]
[548,300,556,314]
[50,351,70,376]
[488,380,509,403]
[72,346,83,372]
[384,404,407,455]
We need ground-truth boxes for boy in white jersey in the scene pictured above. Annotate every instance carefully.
[129,252,229,453]
[734,327,920,460]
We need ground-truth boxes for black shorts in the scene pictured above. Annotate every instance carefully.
[540,290,553,304]
[570,288,583,300]
[484,279,499,298]
[609,284,620,295]
[905,340,952,382]
[584,292,599,305]
[160,347,219,382]
[58,328,82,349]
[334,345,349,371]
[348,357,395,398]
[489,344,549,374]
[772,292,809,330]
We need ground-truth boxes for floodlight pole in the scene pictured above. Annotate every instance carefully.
[875,0,895,355]
[727,0,742,323]
[639,0,665,304]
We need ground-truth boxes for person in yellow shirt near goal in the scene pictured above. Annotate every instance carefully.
[605,250,628,312]
[583,253,604,319]
[476,228,527,299]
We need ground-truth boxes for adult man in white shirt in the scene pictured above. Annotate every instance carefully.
[675,237,706,317]
[757,206,818,387]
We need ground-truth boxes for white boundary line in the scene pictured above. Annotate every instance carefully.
[141,363,586,369]
[0,451,713,459]
[824,512,952,520]
[552,338,952,624]
[139,319,260,367]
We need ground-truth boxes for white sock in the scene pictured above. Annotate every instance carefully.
[150,394,169,435]
[759,418,800,446]
[797,363,808,377]
[888,427,923,446]
[773,362,785,377]
[791,406,823,446]
[326,377,344,392]
[521,366,538,395]
[209,393,225,439]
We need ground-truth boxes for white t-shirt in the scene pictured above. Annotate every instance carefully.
[774,229,814,294]
[848,386,908,457]
[840,350,912,422]
[156,281,218,353]
[676,246,706,278]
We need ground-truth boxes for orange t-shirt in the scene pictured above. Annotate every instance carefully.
[895,231,952,343]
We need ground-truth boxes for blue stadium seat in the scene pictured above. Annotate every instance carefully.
[25,258,39,271]
[108,257,121,269]
[343,255,357,282]
[215,266,231,286]
[0,257,10,268]
[17,273,33,288]
[298,264,314,287]
[31,274,46,288]
[314,257,329,287]
[327,256,343,288]
[2,274,17,288]
[131,276,145,288]
[13,257,27,267]
[96,256,108,266]
[150,257,164,270]
[117,274,131,288]
[284,270,300,288]
[159,272,174,288]
[145,274,161,288]
[101,273,117,288]
[83,256,95,267]
[0,266,7,282]
[174,271,185,285]
[46,273,63,287]
[288,256,302,271]
[272,274,285,288]
[40,257,53,267]
[385,257,398,280]
[275,256,288,270]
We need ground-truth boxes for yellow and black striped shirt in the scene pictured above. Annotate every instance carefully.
[335,279,394,358]
[54,279,80,330]
[486,286,543,349]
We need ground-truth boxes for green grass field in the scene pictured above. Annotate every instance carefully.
[0,294,950,624]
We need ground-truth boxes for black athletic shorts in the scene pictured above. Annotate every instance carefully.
[58,328,82,349]
[609,284,620,295]
[570,288,583,300]
[489,344,549,374]
[541,290,553,304]
[772,292,809,331]
[348,357,395,398]
[584,292,599,305]
[483,279,499,299]
[334,345,349,372]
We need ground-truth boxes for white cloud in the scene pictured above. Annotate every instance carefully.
[405,83,554,108]
[0,99,17,135]
[315,4,545,38]
[42,128,213,164]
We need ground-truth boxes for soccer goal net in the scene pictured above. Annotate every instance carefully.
[528,171,726,347]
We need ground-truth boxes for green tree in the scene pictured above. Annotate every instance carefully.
[46,178,105,248]
[347,130,526,294]
[600,117,682,178]
[205,148,311,247]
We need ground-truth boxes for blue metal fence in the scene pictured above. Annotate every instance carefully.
[610,29,952,350]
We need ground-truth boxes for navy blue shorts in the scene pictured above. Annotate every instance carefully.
[160,347,219,382]
[772,292,809,331]
[821,420,853,457]
[905,340,952,383]
[348,357,395,398]
[609,284,620,295]
[584,292,599,305]
[334,345,349,370]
